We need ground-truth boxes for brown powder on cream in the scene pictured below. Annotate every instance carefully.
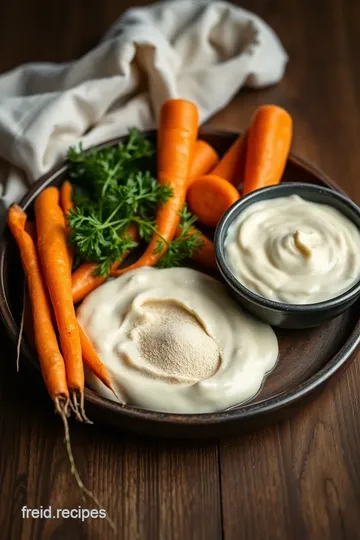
[129,302,221,384]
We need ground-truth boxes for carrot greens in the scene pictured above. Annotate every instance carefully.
[66,128,201,276]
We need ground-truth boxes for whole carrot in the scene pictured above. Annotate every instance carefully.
[35,187,85,418]
[210,131,248,187]
[60,180,75,268]
[112,99,199,276]
[7,205,69,411]
[78,324,116,397]
[243,105,293,195]
[60,180,74,218]
[187,140,219,187]
[175,225,217,271]
[73,223,138,303]
[8,207,114,528]
[191,233,217,270]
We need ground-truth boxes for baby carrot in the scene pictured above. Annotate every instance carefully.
[187,174,240,228]
[112,99,199,276]
[211,131,248,187]
[7,205,69,410]
[35,187,85,417]
[187,140,219,187]
[243,105,293,195]
[73,223,138,303]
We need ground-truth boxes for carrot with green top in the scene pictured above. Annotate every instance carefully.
[72,223,138,303]
[187,140,219,187]
[112,99,199,276]
[35,187,85,419]
[243,105,293,195]
[7,205,69,413]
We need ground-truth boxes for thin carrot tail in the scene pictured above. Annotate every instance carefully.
[56,397,117,533]
[78,323,120,401]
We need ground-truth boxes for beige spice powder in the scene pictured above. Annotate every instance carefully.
[129,302,221,384]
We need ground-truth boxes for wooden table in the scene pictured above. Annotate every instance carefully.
[1,1,360,538]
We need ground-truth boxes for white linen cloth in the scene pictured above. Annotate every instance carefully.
[0,0,287,206]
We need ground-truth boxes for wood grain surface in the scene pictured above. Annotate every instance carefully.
[1,0,360,539]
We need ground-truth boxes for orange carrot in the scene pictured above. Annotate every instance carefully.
[9,206,114,526]
[187,140,219,187]
[175,225,217,270]
[60,180,74,217]
[78,324,116,396]
[187,174,240,228]
[112,99,199,276]
[73,223,139,303]
[211,131,248,187]
[34,187,84,416]
[243,105,293,195]
[192,233,217,270]
[7,205,69,409]
[60,180,75,269]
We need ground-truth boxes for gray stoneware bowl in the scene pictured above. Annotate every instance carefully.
[215,183,360,329]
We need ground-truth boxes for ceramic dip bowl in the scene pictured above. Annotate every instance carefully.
[215,183,360,329]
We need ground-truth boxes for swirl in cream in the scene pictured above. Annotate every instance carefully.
[77,267,278,414]
[225,194,360,304]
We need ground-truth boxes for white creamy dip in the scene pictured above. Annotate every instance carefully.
[77,267,278,414]
[225,194,360,304]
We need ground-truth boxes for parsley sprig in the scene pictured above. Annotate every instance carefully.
[66,129,202,276]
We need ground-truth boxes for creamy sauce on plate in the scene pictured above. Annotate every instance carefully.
[225,194,360,304]
[77,267,279,414]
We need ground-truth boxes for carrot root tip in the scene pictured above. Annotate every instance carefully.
[69,391,84,422]
[56,397,116,533]
[79,391,93,425]
[16,283,26,372]
[55,395,70,418]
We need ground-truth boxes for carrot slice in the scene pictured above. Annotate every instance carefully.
[34,187,85,417]
[211,131,248,187]
[72,223,138,303]
[187,174,240,228]
[243,105,293,195]
[187,140,219,187]
[112,99,199,276]
[7,205,69,407]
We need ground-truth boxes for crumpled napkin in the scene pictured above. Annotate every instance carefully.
[0,0,287,206]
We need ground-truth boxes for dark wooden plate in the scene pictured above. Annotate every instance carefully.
[1,130,359,439]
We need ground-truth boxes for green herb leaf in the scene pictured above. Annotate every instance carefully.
[156,205,204,269]
[66,129,200,276]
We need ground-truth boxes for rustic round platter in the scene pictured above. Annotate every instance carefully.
[1,130,359,439]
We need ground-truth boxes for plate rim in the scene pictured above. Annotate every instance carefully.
[1,128,359,428]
